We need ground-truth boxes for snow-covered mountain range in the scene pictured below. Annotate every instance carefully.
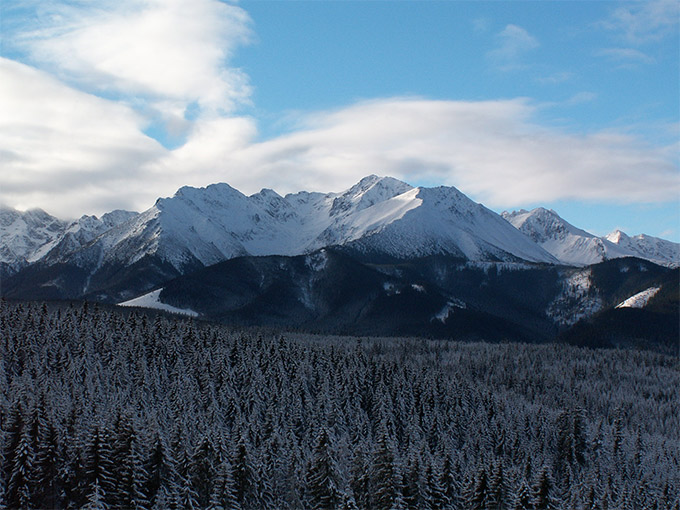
[502,207,678,267]
[0,207,137,275]
[1,175,678,304]
[3,176,557,274]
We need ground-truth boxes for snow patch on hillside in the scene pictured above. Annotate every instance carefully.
[118,289,198,317]
[547,269,602,326]
[305,250,328,272]
[433,299,466,323]
[616,287,661,309]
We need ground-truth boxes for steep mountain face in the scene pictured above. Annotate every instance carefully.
[0,207,139,279]
[94,174,553,270]
[2,176,560,301]
[502,208,679,268]
[605,230,679,267]
[41,210,139,263]
[0,207,66,275]
[341,186,557,263]
[117,249,675,351]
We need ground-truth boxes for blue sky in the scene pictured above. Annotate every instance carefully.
[1,0,678,240]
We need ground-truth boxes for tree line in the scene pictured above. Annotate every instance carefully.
[1,300,678,509]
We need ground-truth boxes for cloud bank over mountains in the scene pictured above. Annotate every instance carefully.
[1,0,677,220]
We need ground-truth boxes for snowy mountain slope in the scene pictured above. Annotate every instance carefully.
[502,208,679,267]
[44,175,557,278]
[0,207,67,274]
[615,287,661,309]
[4,176,678,304]
[605,230,679,268]
[338,186,559,263]
[119,289,198,316]
[0,206,139,275]
[42,210,139,263]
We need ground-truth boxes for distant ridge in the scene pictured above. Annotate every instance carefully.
[502,207,679,268]
[1,176,677,307]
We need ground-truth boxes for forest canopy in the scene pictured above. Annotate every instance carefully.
[1,300,678,509]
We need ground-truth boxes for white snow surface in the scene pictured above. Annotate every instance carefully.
[118,289,198,316]
[547,268,603,327]
[433,299,466,324]
[605,230,679,268]
[0,206,139,273]
[42,175,559,273]
[503,208,679,268]
[6,177,678,276]
[615,287,661,309]
[0,207,66,268]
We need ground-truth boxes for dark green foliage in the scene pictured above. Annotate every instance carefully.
[370,432,399,510]
[531,466,559,510]
[465,466,489,510]
[0,300,678,509]
[306,428,341,510]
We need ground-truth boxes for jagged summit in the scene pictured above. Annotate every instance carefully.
[605,229,679,267]
[2,176,678,302]
[503,207,679,267]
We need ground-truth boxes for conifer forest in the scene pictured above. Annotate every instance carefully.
[1,300,678,509]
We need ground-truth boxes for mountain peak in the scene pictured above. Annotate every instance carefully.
[605,230,628,243]
[330,175,414,217]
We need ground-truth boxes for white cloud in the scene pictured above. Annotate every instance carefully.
[13,0,252,119]
[595,48,655,65]
[2,81,677,217]
[601,0,679,44]
[1,2,676,220]
[537,71,575,85]
[173,98,678,208]
[0,58,165,217]
[487,24,539,70]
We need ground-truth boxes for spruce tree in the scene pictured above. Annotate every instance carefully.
[232,437,253,509]
[370,432,399,510]
[512,480,532,510]
[425,461,448,510]
[349,441,371,510]
[464,466,489,510]
[82,480,108,510]
[208,460,239,510]
[488,461,508,510]
[306,428,341,510]
[111,415,148,509]
[531,466,559,510]
[84,425,115,504]
[191,434,218,507]
[33,418,62,509]
[144,432,173,509]
[6,428,35,509]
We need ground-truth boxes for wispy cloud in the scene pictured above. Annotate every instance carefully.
[1,1,677,220]
[566,92,598,105]
[595,48,656,66]
[0,58,166,215]
[600,0,679,44]
[487,24,539,70]
[2,73,677,216]
[537,72,575,85]
[10,0,252,122]
[218,99,677,208]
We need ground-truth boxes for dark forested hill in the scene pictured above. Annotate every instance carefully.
[147,251,676,352]
[1,300,678,509]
